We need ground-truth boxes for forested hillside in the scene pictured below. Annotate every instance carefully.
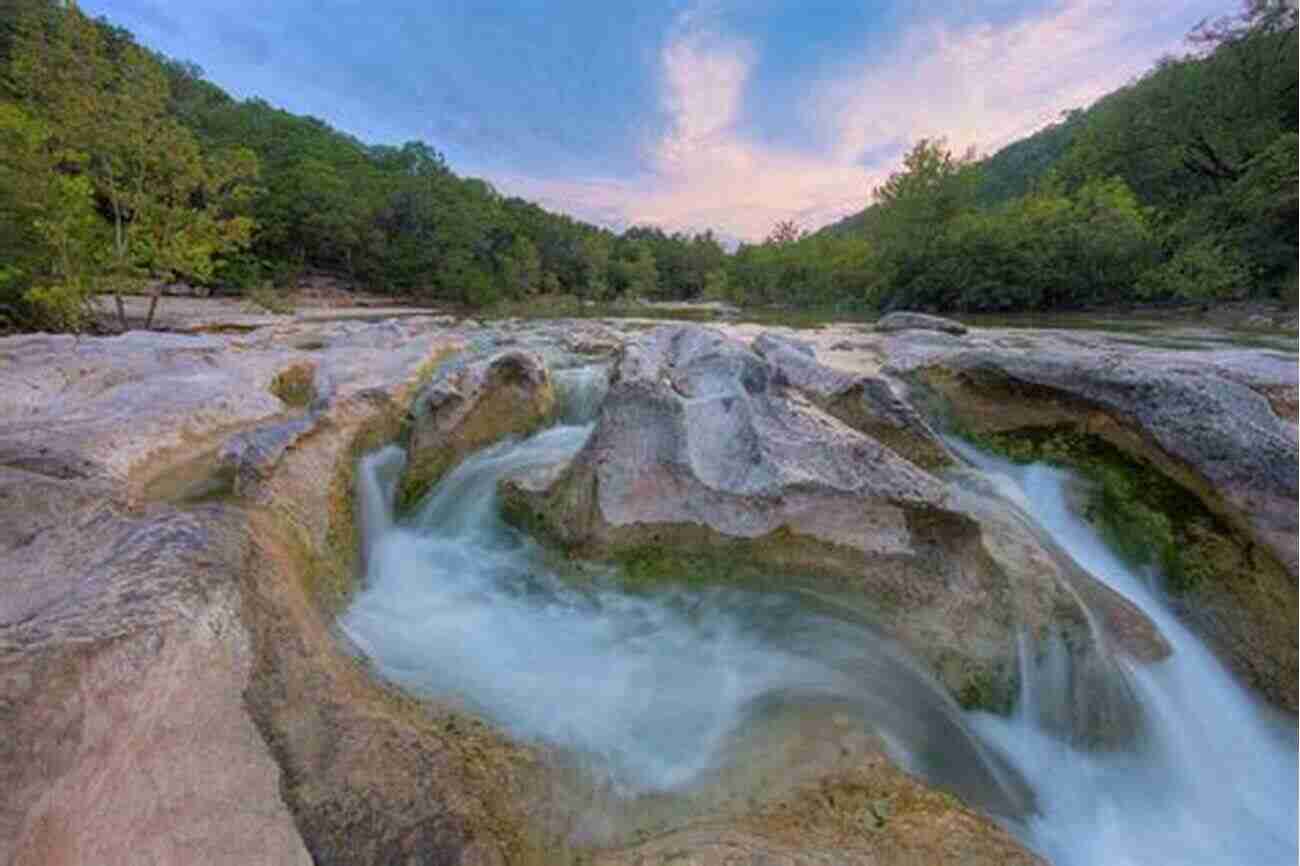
[0,0,1294,331]
[0,0,727,330]
[782,0,1297,313]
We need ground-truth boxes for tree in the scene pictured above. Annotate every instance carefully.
[766,219,805,246]
[8,4,259,329]
[575,233,612,299]
[611,238,658,299]
[498,235,542,298]
[0,101,103,329]
[869,139,982,308]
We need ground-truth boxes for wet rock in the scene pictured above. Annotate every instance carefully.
[401,349,557,509]
[241,393,538,866]
[876,311,968,335]
[888,328,1299,708]
[594,732,1043,866]
[917,349,1298,572]
[502,325,1164,706]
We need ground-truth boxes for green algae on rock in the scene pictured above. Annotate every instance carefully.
[963,425,1298,710]
[500,324,1167,716]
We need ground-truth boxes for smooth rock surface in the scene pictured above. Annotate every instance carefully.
[753,331,951,468]
[503,325,1166,707]
[0,317,489,865]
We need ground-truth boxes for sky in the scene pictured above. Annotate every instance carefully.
[85,0,1228,242]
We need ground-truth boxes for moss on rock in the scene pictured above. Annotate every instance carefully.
[270,362,318,408]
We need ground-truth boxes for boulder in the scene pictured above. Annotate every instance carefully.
[502,325,1166,708]
[400,349,556,509]
[876,311,968,335]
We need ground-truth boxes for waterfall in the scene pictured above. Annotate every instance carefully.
[952,441,1297,866]
[553,364,611,425]
[338,377,1297,863]
[339,418,1025,809]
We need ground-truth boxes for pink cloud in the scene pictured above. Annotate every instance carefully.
[498,0,1222,242]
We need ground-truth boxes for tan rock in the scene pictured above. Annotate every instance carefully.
[401,349,557,509]
[502,325,1167,713]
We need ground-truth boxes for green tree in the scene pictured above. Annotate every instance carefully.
[8,4,259,328]
[575,233,612,299]
[0,101,103,329]
[611,239,658,299]
[498,235,542,298]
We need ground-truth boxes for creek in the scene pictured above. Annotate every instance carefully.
[339,371,1297,864]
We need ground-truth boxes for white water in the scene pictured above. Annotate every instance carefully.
[342,424,1025,810]
[953,441,1298,866]
[340,377,1297,863]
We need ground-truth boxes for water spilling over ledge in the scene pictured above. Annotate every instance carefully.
[5,312,1295,865]
[343,425,1027,813]
[956,442,1298,866]
[341,400,1297,863]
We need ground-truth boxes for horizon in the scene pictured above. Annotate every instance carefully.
[85,0,1227,242]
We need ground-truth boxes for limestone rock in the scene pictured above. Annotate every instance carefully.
[753,331,951,468]
[876,311,968,335]
[882,327,1299,708]
[502,325,1165,706]
[0,466,312,866]
[917,348,1297,572]
[0,318,501,866]
[595,755,1045,866]
[401,349,557,508]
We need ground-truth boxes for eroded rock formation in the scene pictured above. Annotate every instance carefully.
[502,325,1166,713]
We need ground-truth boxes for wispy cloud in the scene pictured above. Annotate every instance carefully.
[500,0,1220,241]
[502,18,876,242]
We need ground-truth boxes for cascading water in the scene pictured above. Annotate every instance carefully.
[339,367,1297,863]
[952,441,1298,866]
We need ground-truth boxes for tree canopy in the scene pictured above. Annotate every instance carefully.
[1,0,1294,330]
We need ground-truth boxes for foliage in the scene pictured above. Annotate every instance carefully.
[803,2,1296,313]
[246,284,295,315]
[1135,237,1249,301]
[0,0,1294,330]
[3,2,257,329]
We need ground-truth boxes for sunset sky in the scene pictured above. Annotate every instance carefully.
[86,0,1227,241]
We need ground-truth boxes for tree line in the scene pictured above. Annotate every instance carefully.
[729,0,1296,313]
[0,1,727,330]
[0,0,1294,331]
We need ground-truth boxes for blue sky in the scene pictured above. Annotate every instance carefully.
[85,0,1226,241]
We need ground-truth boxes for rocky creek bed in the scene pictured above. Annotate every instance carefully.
[0,308,1295,865]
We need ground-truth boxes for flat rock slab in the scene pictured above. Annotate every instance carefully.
[0,317,467,864]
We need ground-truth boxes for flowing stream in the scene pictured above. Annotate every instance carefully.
[952,441,1297,866]
[340,373,1297,864]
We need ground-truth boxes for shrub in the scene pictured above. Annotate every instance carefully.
[247,284,295,315]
